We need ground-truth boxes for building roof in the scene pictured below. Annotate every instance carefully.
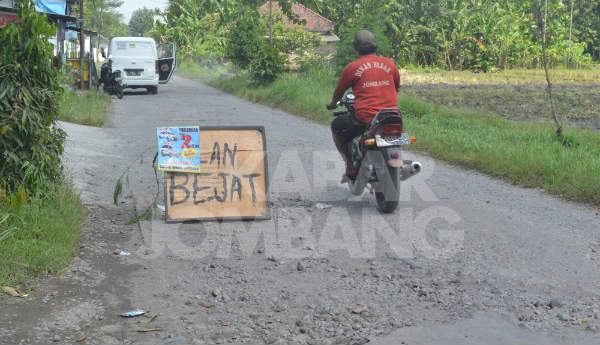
[258,2,334,34]
[0,5,77,23]
[110,37,156,42]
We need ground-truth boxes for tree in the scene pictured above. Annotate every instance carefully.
[158,0,598,68]
[224,11,265,69]
[0,1,65,192]
[572,0,600,60]
[540,0,562,138]
[129,7,155,37]
[84,0,128,59]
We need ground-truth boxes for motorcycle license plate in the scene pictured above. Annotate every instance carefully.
[376,133,410,146]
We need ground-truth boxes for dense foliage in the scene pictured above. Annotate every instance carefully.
[157,0,599,72]
[0,1,65,193]
[84,0,128,45]
[153,0,309,83]
[224,12,265,69]
[151,4,227,58]
[331,7,393,70]
[268,19,321,55]
[248,44,286,84]
[129,7,155,37]
[308,0,599,70]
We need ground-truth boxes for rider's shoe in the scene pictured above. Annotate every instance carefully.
[341,165,358,184]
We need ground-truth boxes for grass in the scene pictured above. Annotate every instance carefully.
[181,63,600,206]
[0,183,86,286]
[58,89,111,127]
[176,58,233,81]
[397,97,600,205]
[402,68,600,85]
[401,84,600,125]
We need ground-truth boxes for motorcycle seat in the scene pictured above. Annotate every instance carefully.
[370,110,403,127]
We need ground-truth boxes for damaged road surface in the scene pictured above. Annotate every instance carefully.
[1,77,600,344]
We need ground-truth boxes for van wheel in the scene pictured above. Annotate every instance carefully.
[147,86,158,95]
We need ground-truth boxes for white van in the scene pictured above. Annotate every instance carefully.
[107,37,176,94]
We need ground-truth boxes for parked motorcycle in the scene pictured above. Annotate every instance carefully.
[333,93,422,213]
[98,55,124,99]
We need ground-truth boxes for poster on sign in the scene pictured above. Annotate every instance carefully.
[0,13,18,28]
[157,126,201,173]
[164,127,269,222]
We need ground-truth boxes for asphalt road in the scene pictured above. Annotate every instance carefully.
[1,77,599,345]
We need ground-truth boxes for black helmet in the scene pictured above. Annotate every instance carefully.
[352,30,377,54]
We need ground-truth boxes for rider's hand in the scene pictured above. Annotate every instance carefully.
[326,101,338,110]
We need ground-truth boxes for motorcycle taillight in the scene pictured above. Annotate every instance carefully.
[381,124,403,136]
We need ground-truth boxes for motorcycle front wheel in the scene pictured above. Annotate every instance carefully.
[374,166,400,213]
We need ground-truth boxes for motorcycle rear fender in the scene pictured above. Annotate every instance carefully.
[380,146,403,166]
[371,150,401,200]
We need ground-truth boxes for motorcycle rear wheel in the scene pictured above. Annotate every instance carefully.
[374,167,400,213]
[116,86,124,99]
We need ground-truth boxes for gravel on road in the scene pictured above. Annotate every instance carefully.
[1,77,599,345]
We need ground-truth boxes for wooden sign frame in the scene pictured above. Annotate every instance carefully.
[164,126,270,223]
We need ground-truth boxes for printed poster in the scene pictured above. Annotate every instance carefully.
[0,13,18,28]
[157,126,201,173]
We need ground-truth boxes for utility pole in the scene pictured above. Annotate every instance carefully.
[79,0,85,90]
[269,0,273,45]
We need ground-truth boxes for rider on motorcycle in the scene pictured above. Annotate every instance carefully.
[326,30,401,181]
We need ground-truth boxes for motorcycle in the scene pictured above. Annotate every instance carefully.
[98,54,124,99]
[333,93,423,213]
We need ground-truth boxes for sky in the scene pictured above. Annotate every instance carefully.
[119,0,170,22]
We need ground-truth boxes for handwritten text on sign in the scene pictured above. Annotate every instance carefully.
[165,128,268,221]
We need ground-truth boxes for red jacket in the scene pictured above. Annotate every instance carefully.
[334,54,401,123]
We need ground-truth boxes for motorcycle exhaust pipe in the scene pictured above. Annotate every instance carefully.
[399,160,423,181]
[411,161,422,173]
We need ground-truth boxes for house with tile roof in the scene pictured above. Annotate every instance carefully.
[258,1,339,46]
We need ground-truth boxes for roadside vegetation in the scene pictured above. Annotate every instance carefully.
[158,0,600,71]
[180,65,600,206]
[166,0,599,206]
[0,184,85,286]
[58,89,111,127]
[400,69,600,129]
[402,69,600,86]
[0,2,86,287]
[401,82,600,129]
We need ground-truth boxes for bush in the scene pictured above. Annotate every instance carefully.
[224,12,264,69]
[0,182,85,285]
[333,12,393,70]
[248,44,286,85]
[224,10,285,85]
[0,1,65,193]
[268,19,322,55]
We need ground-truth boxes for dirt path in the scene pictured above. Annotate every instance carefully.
[1,77,599,345]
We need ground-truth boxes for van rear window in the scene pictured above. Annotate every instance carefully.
[113,42,155,57]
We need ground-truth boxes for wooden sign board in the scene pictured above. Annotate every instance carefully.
[165,127,269,222]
